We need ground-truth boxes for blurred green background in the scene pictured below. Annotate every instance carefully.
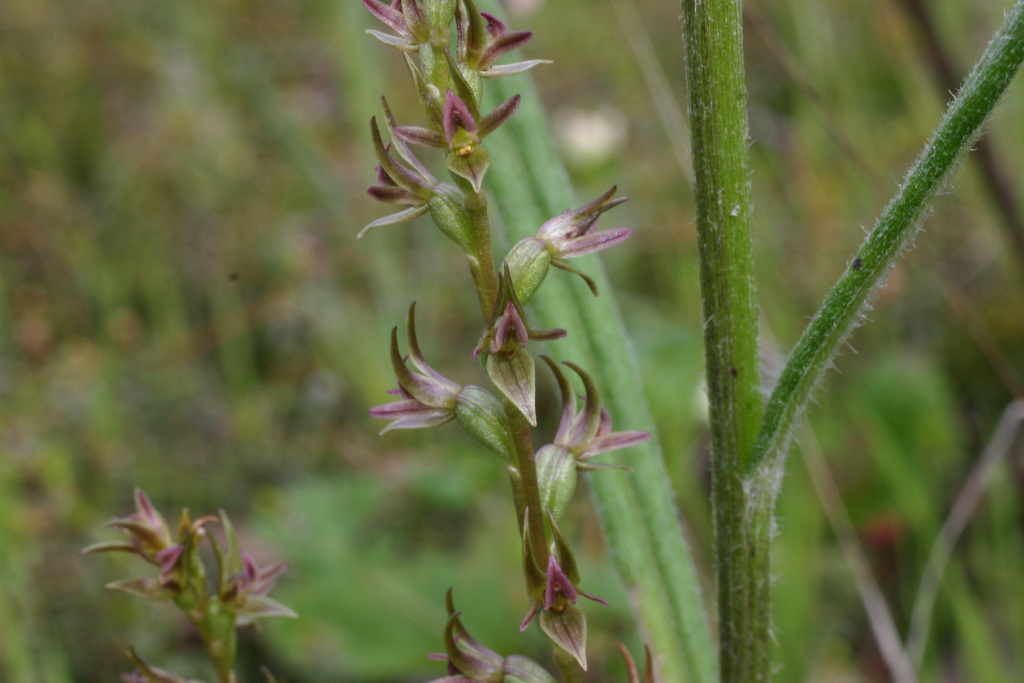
[2,0,1023,681]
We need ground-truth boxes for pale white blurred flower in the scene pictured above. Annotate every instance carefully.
[554,105,628,169]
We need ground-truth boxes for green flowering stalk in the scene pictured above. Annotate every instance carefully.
[85,490,295,683]
[361,0,652,679]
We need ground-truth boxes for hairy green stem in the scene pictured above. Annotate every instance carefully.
[680,0,766,679]
[484,69,718,683]
[749,1,1024,482]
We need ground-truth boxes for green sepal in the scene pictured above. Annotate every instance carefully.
[444,48,482,116]
[444,611,504,682]
[521,509,546,596]
[403,52,444,129]
[446,145,490,193]
[459,0,488,65]
[486,347,536,425]
[539,602,588,671]
[460,61,484,105]
[547,509,580,585]
[401,0,430,44]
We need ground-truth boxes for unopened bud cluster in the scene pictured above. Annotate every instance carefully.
[361,0,655,680]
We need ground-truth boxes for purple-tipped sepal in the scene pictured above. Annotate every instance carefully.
[430,590,559,683]
[533,187,632,295]
[369,303,462,432]
[456,0,550,78]
[542,356,649,471]
[362,110,439,237]
[363,0,430,50]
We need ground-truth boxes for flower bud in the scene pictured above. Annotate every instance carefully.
[455,385,514,462]
[456,0,549,79]
[535,444,577,520]
[429,185,475,251]
[505,237,551,305]
[503,655,559,683]
[83,489,173,563]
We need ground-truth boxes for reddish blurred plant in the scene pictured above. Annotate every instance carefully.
[85,490,294,683]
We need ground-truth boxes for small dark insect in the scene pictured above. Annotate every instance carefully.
[229,272,240,281]
[730,367,738,377]
[852,257,863,270]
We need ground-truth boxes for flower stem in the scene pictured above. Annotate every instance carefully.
[749,0,1024,481]
[506,398,549,565]
[463,185,501,319]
